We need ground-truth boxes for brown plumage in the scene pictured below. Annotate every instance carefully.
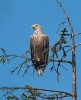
[30,24,49,75]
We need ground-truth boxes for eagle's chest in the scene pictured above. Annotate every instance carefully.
[33,35,44,51]
[34,35,43,44]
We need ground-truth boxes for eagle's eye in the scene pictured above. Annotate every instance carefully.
[35,25,38,27]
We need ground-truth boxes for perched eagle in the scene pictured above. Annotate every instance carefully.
[30,24,49,75]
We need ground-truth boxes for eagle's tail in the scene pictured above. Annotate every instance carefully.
[37,69,44,75]
[37,66,46,75]
[34,60,47,75]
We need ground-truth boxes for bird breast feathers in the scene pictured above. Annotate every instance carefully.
[31,34,48,41]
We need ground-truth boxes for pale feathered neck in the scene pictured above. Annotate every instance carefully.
[33,28,43,35]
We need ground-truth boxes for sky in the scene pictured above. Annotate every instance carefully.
[0,0,81,99]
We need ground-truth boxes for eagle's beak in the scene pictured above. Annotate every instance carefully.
[31,25,36,29]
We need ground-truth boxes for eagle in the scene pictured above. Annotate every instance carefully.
[30,24,49,75]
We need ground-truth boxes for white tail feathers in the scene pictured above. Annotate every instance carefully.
[37,69,43,75]
[37,67,46,75]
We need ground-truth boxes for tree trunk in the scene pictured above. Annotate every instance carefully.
[56,1,77,99]
[72,33,77,100]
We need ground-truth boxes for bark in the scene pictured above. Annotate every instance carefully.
[72,32,77,100]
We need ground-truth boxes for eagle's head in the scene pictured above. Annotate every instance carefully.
[31,24,42,31]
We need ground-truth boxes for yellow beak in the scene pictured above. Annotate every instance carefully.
[31,25,36,29]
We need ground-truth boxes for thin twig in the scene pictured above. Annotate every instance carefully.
[75,43,81,47]
[49,59,72,64]
[57,18,66,34]
[74,33,81,36]
[36,94,71,99]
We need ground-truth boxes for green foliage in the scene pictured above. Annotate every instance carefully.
[0,56,6,64]
[0,48,9,64]
[51,93,57,96]
[21,85,37,100]
[50,28,71,81]
[0,48,6,64]
[60,28,70,36]
[25,85,32,88]
[45,51,48,62]
[51,28,69,58]
[7,95,19,100]
[6,85,37,100]
[26,50,31,54]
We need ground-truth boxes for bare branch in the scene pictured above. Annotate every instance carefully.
[0,54,30,60]
[49,59,72,64]
[63,43,81,49]
[57,18,66,34]
[64,43,81,54]
[0,86,72,96]
[57,0,73,37]
[75,43,81,47]
[63,45,72,47]
[35,94,71,99]
[74,33,81,36]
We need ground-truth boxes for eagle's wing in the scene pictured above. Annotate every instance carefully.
[44,35,49,50]
[43,34,49,62]
[30,35,34,59]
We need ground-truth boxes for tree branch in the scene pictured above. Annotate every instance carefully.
[74,33,81,36]
[35,94,71,99]
[57,18,66,34]
[0,86,72,96]
[75,43,81,47]
[49,59,72,64]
